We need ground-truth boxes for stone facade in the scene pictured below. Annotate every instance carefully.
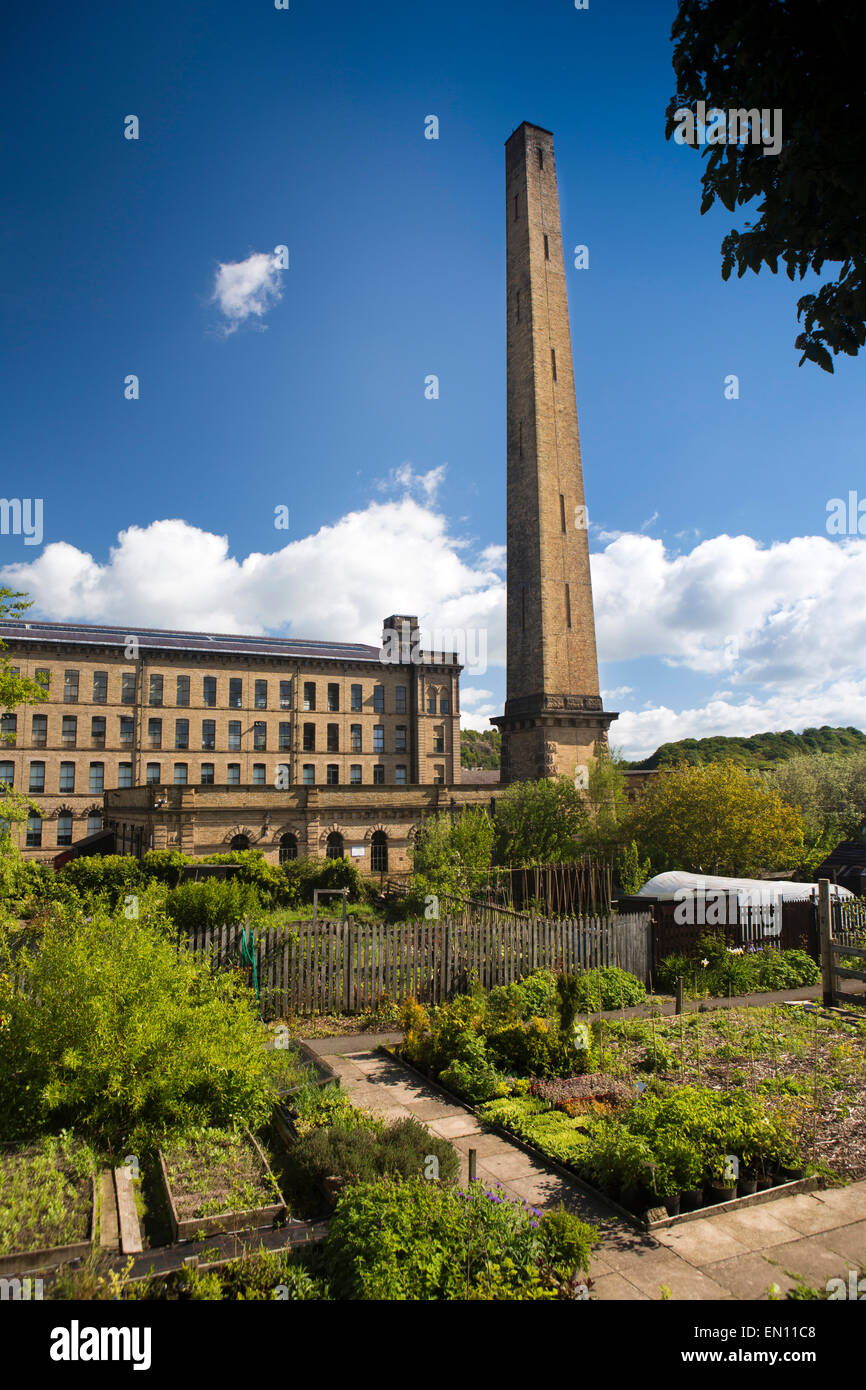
[102,781,496,875]
[492,122,616,782]
[0,614,462,861]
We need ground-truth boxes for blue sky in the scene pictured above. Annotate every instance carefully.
[2,0,865,758]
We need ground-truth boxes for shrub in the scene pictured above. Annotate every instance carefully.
[163,877,267,933]
[324,1176,597,1300]
[56,854,145,909]
[573,966,646,1012]
[290,1117,459,1210]
[0,903,276,1149]
[655,952,693,993]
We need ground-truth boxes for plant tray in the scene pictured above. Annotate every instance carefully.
[158,1131,286,1241]
[0,1167,98,1279]
[381,1046,821,1232]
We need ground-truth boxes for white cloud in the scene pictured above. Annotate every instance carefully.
[376,463,447,504]
[212,251,284,333]
[0,498,505,662]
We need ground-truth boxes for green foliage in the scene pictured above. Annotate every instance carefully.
[625,758,805,877]
[556,973,582,1037]
[666,3,866,371]
[765,749,866,849]
[460,728,501,771]
[657,945,820,998]
[571,967,646,1013]
[628,726,866,773]
[0,1133,97,1254]
[290,1115,459,1209]
[163,877,267,933]
[323,1176,597,1300]
[410,806,494,902]
[615,839,653,896]
[56,854,145,908]
[492,777,589,866]
[0,902,277,1149]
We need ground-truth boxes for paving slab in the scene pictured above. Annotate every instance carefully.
[822,1220,866,1267]
[591,1272,650,1301]
[769,1236,854,1287]
[427,1115,484,1139]
[814,1184,866,1222]
[707,1253,800,1301]
[476,1150,549,1182]
[705,1205,803,1251]
[766,1192,853,1236]
[449,1131,513,1157]
[654,1217,751,1266]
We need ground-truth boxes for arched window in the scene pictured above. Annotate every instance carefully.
[371,831,388,874]
[326,831,344,860]
[56,812,73,846]
[230,833,250,851]
[279,833,298,864]
[87,812,102,837]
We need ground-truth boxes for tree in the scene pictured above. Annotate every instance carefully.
[581,747,630,856]
[492,777,589,867]
[626,759,805,877]
[666,0,866,371]
[1,589,49,856]
[411,806,494,902]
[764,750,866,844]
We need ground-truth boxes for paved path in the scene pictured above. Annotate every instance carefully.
[303,1034,866,1302]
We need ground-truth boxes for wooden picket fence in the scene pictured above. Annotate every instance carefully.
[822,886,866,1009]
[181,911,652,1020]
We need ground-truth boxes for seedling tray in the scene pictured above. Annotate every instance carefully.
[158,1131,286,1241]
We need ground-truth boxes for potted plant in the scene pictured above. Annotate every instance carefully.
[655,1133,703,1215]
[706,1154,737,1204]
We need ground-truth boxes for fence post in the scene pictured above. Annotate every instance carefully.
[819,878,833,1008]
[675,976,684,1016]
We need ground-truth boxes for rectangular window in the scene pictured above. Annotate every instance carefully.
[26,813,42,848]
[278,721,291,751]
[89,762,104,793]
[544,232,549,260]
[0,760,13,787]
[120,715,134,746]
[326,765,339,785]
[35,668,50,692]
[373,726,384,753]
[303,723,315,752]
[538,146,544,169]
[350,764,361,785]
[203,676,217,707]
[373,685,385,713]
[61,715,77,747]
[32,713,47,747]
[560,493,567,533]
[350,724,362,753]
[327,723,339,753]
[254,679,267,709]
[433,726,445,754]
[395,725,407,752]
[63,670,79,703]
[565,581,572,630]
[279,679,292,709]
[395,685,407,714]
[252,763,266,785]
[253,721,266,751]
[91,716,106,747]
[202,720,215,750]
[228,678,242,709]
[117,763,132,789]
[176,675,190,707]
[302,764,315,786]
[149,674,163,706]
[59,762,75,793]
[148,718,162,750]
[440,696,450,715]
[121,672,136,704]
[303,682,316,712]
[0,712,16,743]
[226,763,240,785]
[200,763,215,785]
[373,765,385,785]
[327,683,339,712]
[92,671,108,703]
[551,348,557,381]
[350,684,362,712]
[395,765,408,785]
[174,763,188,785]
[146,763,161,784]
[175,718,189,750]
[228,720,241,751]
[427,694,436,715]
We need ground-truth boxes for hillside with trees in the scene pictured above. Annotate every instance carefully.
[460,728,501,770]
[626,726,866,771]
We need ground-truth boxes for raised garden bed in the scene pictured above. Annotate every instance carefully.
[158,1129,286,1241]
[382,1045,821,1233]
[0,1137,98,1276]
